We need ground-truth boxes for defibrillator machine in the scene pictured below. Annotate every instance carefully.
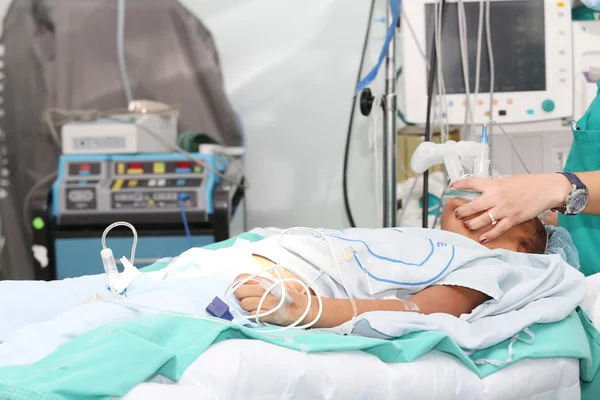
[31,151,245,280]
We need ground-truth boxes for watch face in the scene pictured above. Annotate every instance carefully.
[570,191,589,214]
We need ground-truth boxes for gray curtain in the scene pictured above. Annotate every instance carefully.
[0,0,241,279]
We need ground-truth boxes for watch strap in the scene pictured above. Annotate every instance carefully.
[558,172,586,191]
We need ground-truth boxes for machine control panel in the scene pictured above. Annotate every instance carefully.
[53,153,230,223]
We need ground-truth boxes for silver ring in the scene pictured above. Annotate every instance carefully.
[488,212,497,226]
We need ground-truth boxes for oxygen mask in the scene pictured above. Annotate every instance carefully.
[440,188,482,205]
[441,174,482,206]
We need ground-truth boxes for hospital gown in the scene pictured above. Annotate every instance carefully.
[0,227,587,366]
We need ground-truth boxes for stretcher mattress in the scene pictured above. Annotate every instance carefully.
[122,339,580,400]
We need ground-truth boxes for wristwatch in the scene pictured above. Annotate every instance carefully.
[552,172,589,215]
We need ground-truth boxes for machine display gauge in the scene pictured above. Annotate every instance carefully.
[114,161,204,175]
[66,188,97,210]
[67,162,101,176]
[111,191,197,210]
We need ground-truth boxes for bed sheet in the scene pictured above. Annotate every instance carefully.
[123,339,580,400]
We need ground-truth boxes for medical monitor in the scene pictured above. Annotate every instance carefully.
[402,0,573,125]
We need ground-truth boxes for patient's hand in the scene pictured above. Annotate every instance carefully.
[233,274,314,326]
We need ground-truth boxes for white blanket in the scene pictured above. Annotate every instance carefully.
[0,247,262,366]
[0,227,587,367]
[248,227,588,349]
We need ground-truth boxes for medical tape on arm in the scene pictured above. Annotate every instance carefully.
[383,296,420,312]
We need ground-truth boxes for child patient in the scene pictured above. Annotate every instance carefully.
[0,198,552,356]
[234,198,549,329]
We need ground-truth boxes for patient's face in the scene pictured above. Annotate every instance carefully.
[440,198,522,252]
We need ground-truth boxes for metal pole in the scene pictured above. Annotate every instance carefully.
[383,1,397,228]
[423,0,446,228]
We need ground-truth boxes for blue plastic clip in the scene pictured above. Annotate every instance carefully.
[107,286,127,296]
[206,296,234,321]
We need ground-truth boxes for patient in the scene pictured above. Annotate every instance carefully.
[234,198,549,329]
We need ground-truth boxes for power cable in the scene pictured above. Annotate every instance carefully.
[343,0,376,227]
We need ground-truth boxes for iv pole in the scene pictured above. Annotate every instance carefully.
[359,1,398,228]
[359,0,445,229]
[383,1,398,228]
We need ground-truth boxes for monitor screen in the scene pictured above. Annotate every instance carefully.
[425,0,546,94]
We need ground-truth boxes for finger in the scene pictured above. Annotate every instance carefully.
[450,177,490,192]
[463,207,500,231]
[234,283,267,301]
[240,296,278,313]
[479,218,513,243]
[247,310,275,324]
[234,273,252,282]
[454,196,492,219]
[231,274,270,289]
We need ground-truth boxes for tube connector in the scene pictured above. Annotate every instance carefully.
[473,145,491,178]
[101,248,119,277]
[481,124,489,144]
[101,248,120,294]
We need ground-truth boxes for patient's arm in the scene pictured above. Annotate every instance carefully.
[307,285,490,328]
[241,255,489,328]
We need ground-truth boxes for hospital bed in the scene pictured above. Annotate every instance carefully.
[119,228,597,400]
[0,228,597,400]
[122,342,580,400]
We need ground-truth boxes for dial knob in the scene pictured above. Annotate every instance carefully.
[542,99,556,113]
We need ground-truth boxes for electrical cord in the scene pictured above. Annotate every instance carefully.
[23,108,113,238]
[178,194,193,248]
[487,120,530,174]
[395,67,413,126]
[486,0,495,135]
[343,0,376,228]
[117,0,134,105]
[22,171,57,239]
[400,8,429,67]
